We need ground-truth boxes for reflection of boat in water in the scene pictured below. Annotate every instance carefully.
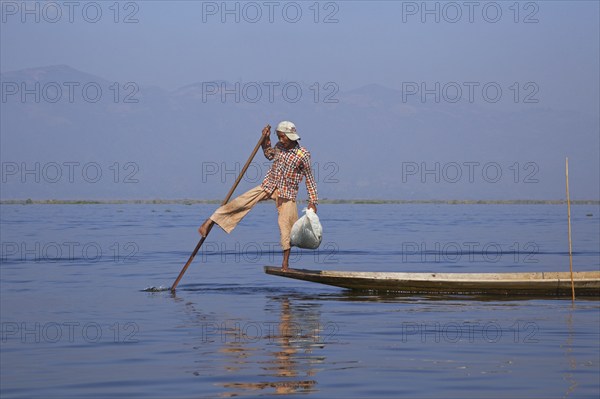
[264,267,600,297]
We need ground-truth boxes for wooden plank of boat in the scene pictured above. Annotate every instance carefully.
[263,267,600,296]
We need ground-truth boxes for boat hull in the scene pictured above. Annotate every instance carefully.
[264,267,600,297]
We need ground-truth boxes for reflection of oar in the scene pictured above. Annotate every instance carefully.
[170,128,269,292]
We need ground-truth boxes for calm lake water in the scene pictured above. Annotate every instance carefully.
[1,203,599,398]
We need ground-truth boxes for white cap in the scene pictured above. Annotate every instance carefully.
[276,121,300,141]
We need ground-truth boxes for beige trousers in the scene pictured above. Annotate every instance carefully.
[209,185,298,250]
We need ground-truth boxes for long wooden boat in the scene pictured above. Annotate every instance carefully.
[264,267,600,297]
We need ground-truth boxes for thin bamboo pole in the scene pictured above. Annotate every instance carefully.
[565,157,575,301]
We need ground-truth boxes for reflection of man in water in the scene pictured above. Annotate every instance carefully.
[219,297,320,396]
[273,298,301,394]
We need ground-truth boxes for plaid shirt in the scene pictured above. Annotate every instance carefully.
[261,141,318,205]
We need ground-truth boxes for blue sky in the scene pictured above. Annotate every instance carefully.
[1,1,599,200]
[2,1,598,114]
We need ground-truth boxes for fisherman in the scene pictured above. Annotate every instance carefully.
[198,121,318,271]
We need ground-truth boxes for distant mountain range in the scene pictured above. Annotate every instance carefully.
[1,65,598,200]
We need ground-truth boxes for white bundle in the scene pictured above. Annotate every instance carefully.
[290,208,323,249]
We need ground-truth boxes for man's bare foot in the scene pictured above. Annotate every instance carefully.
[281,263,289,272]
[198,218,212,237]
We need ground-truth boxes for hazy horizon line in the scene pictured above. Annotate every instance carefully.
[1,199,598,206]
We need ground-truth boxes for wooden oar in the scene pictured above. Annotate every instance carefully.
[170,128,269,292]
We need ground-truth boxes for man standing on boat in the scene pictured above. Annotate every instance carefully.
[198,121,319,271]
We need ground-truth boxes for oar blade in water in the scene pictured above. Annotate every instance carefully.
[141,286,170,292]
